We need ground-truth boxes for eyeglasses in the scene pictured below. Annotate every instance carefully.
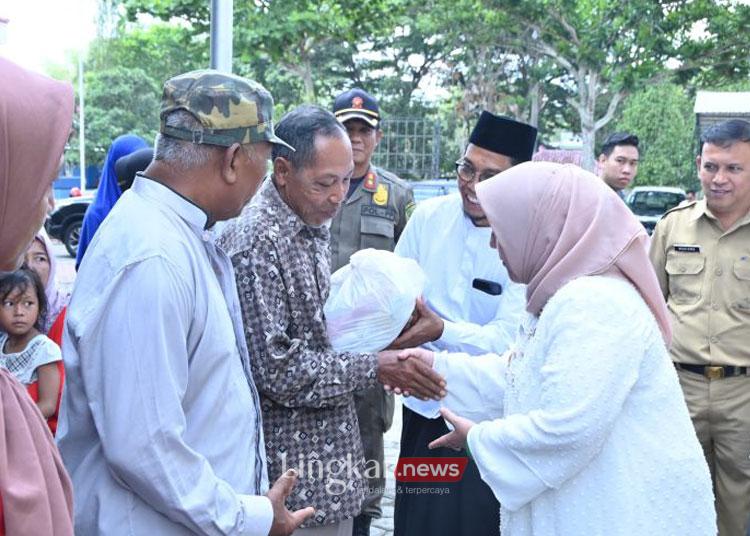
[455,160,502,183]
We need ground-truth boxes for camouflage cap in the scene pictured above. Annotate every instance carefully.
[160,69,294,151]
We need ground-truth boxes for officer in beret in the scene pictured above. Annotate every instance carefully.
[329,88,414,536]
[393,111,537,536]
[58,69,313,536]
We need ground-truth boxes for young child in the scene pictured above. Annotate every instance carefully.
[0,268,62,423]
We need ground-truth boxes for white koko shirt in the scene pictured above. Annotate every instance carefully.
[395,192,525,416]
[57,176,272,536]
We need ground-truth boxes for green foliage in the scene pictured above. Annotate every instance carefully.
[614,83,696,189]
[87,24,208,86]
[67,23,207,168]
[59,0,750,177]
[480,0,750,169]
[69,66,160,167]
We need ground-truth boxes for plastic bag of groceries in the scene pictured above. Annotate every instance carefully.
[325,249,426,353]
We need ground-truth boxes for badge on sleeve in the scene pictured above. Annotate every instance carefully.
[373,184,389,206]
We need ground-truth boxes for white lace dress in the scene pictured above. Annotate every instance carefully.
[434,275,715,536]
[0,333,61,385]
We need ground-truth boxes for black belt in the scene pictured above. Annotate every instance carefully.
[674,363,750,380]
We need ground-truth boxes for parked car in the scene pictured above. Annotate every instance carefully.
[626,186,687,234]
[411,179,458,203]
[46,193,95,257]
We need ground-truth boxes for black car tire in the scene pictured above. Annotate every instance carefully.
[63,219,83,258]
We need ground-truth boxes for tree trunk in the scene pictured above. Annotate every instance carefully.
[577,69,598,172]
[301,60,316,102]
[528,81,542,129]
[282,57,317,102]
[580,120,597,172]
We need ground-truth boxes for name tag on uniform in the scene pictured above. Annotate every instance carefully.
[673,244,701,253]
[361,205,396,221]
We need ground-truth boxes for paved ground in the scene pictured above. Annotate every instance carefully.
[372,402,401,536]
[52,240,76,294]
[52,240,401,535]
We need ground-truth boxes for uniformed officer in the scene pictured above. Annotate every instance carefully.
[329,88,414,536]
[650,118,750,536]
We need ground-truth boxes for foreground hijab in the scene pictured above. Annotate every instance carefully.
[0,369,74,535]
[0,58,75,271]
[75,134,149,268]
[34,231,70,332]
[475,162,671,344]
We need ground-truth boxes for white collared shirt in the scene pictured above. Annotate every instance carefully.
[395,192,525,354]
[395,193,526,417]
[57,176,272,536]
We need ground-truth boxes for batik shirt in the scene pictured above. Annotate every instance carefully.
[220,178,379,527]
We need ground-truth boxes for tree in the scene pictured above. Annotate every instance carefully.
[125,0,400,103]
[69,66,160,168]
[65,22,208,169]
[443,7,575,135]
[112,0,750,178]
[87,23,208,91]
[614,83,696,189]
[481,0,750,170]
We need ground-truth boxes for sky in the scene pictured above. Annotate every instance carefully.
[0,0,98,75]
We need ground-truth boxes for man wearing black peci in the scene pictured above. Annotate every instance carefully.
[392,111,537,536]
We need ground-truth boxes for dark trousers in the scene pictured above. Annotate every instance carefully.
[393,407,500,536]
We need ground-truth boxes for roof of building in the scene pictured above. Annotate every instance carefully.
[694,91,750,115]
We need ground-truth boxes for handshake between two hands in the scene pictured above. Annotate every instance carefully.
[375,297,448,400]
[375,347,474,452]
[376,347,446,401]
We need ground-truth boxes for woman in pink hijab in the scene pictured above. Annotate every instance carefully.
[0,58,74,535]
[24,231,71,335]
[402,162,715,535]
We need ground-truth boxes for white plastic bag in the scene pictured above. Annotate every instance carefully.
[325,249,425,353]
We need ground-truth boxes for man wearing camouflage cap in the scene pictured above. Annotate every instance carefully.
[58,70,312,536]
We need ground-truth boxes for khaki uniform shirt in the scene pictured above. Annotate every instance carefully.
[329,166,415,272]
[650,200,750,366]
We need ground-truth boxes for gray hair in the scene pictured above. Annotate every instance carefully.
[154,110,221,168]
[272,105,346,170]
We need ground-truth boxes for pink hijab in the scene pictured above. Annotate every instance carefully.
[0,58,74,271]
[0,58,75,534]
[475,161,671,344]
[34,231,71,332]
[0,369,74,535]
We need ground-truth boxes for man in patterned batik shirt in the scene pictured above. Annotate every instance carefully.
[219,105,445,536]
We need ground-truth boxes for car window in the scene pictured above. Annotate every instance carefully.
[629,191,685,216]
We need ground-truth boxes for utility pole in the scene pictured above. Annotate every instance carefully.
[210,0,233,73]
[78,52,86,193]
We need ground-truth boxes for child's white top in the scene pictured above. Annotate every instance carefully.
[0,332,62,384]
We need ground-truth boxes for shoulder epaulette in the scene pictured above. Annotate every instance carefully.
[373,166,410,190]
[662,199,697,218]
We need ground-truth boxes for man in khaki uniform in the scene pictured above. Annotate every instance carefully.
[329,88,414,536]
[650,119,750,536]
